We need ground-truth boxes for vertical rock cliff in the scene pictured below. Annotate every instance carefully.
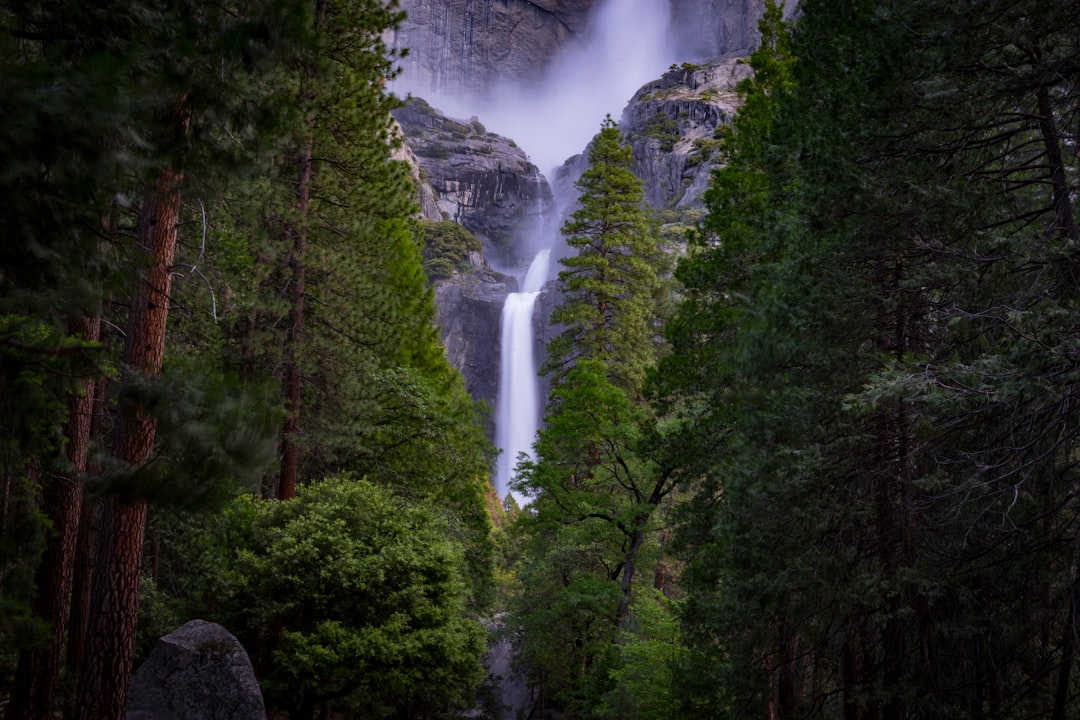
[394,98,556,437]
[390,0,600,99]
[391,0,795,101]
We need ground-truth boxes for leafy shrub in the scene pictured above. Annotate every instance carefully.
[229,477,487,720]
[420,220,482,280]
[643,113,681,152]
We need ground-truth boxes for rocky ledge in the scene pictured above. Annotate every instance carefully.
[623,56,750,209]
[393,97,554,266]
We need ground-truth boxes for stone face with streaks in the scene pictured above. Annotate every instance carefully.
[126,620,264,720]
[390,0,599,99]
[390,0,795,101]
[622,56,751,209]
[393,97,553,262]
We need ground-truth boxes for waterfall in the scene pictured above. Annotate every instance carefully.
[495,248,550,502]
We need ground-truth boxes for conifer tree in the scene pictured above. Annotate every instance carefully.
[513,118,677,716]
[545,115,665,394]
[665,1,1080,717]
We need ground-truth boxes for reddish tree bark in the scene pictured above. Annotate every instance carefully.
[67,374,106,675]
[278,138,311,502]
[76,142,186,720]
[277,0,326,501]
[9,316,101,720]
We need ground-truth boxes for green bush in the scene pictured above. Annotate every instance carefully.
[643,113,681,152]
[420,220,482,280]
[229,477,487,720]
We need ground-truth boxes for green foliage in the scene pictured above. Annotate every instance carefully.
[91,359,279,509]
[603,592,686,720]
[663,0,1080,718]
[642,113,681,152]
[547,116,667,393]
[420,220,482,280]
[229,477,487,720]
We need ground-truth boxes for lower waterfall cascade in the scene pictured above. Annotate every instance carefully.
[495,248,551,503]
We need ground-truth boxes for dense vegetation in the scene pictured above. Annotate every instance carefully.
[0,1,492,719]
[3,0,1080,719]
[509,1,1080,719]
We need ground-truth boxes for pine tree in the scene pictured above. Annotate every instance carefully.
[665,0,1080,717]
[545,115,665,394]
[512,118,677,716]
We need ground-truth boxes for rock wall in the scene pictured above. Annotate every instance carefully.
[396,99,557,434]
[622,57,749,209]
[390,0,599,99]
[391,0,794,99]
[551,57,747,215]
[393,98,554,264]
[434,273,514,438]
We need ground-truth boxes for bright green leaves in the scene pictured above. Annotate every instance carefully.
[420,219,483,281]
[231,477,486,719]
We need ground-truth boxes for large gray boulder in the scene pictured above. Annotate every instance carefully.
[126,620,264,720]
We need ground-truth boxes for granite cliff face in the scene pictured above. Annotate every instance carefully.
[669,0,794,61]
[552,57,747,218]
[623,57,749,209]
[390,0,600,99]
[393,98,554,262]
[395,99,557,433]
[391,0,791,100]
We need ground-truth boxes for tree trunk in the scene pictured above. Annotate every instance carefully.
[10,314,101,720]
[615,525,647,630]
[278,0,327,500]
[76,135,186,719]
[278,138,311,501]
[1036,84,1077,242]
[68,372,107,674]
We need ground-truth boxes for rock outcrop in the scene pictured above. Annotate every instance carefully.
[126,620,264,720]
[396,99,558,430]
[622,57,749,209]
[551,57,747,215]
[393,97,554,264]
[434,270,515,437]
[391,0,794,100]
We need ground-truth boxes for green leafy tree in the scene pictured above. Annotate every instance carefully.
[228,477,487,720]
[420,220,483,280]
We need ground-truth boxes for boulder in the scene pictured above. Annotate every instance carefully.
[126,620,264,720]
